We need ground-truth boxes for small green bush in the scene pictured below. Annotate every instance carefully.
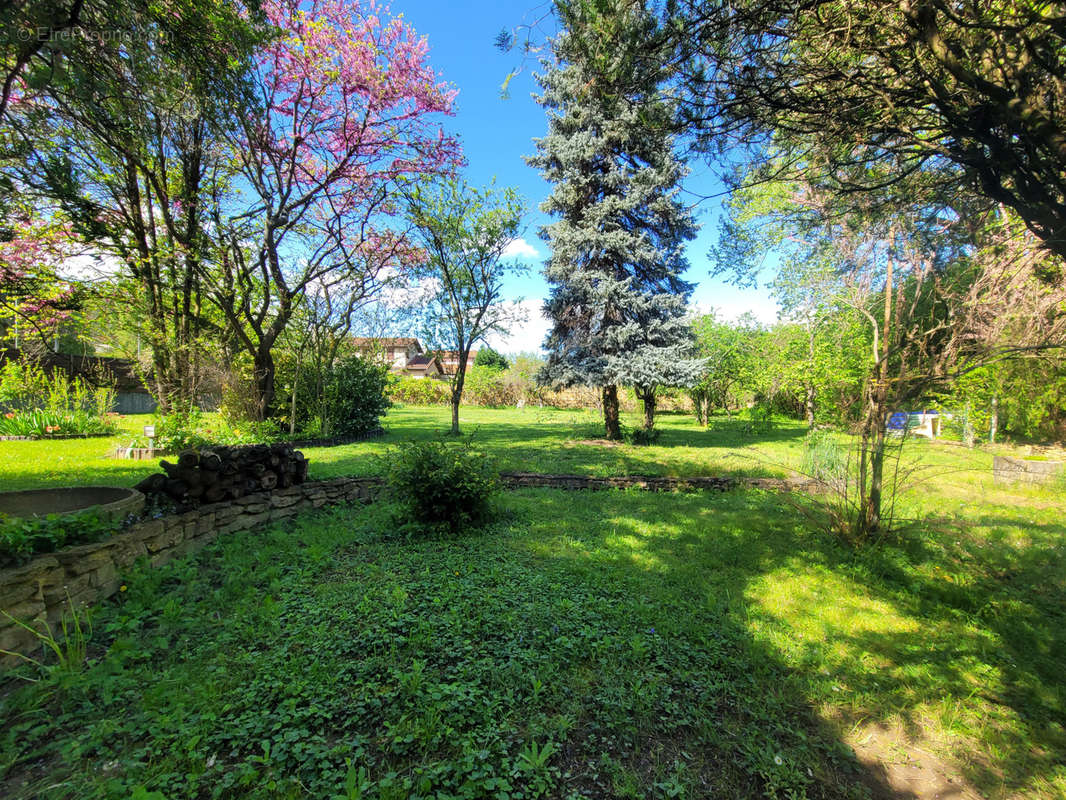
[744,403,775,434]
[380,438,499,533]
[624,426,661,446]
[321,356,391,436]
[150,409,283,450]
[0,512,122,568]
[463,365,518,407]
[152,408,211,452]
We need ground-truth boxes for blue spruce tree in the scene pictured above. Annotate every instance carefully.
[527,0,703,439]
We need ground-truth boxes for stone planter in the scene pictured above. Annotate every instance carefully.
[0,486,145,522]
[992,456,1065,485]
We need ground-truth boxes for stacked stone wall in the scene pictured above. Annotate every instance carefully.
[1,471,805,664]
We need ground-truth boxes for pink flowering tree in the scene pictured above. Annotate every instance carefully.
[0,214,81,350]
[210,0,461,419]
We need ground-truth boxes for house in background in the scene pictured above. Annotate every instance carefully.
[351,337,447,379]
[404,353,444,379]
[435,349,478,377]
[352,337,424,372]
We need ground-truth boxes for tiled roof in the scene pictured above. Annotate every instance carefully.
[351,337,422,349]
[405,355,440,371]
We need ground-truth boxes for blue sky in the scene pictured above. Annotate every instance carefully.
[399,0,779,353]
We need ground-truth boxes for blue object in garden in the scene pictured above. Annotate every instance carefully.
[887,412,908,430]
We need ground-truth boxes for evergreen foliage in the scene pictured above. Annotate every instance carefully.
[474,347,509,371]
[527,0,703,438]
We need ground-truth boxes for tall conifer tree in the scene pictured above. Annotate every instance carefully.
[527,0,702,439]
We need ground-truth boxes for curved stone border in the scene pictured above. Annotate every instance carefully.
[0,487,144,524]
[499,472,810,492]
[286,428,386,449]
[0,432,115,442]
[0,471,805,665]
[0,477,378,664]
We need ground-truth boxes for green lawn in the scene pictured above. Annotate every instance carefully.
[1,406,1064,798]
[2,405,831,491]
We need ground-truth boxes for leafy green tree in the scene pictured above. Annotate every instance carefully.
[717,166,980,536]
[474,347,509,371]
[528,0,703,438]
[405,179,527,435]
[689,312,762,423]
[3,0,265,410]
[672,0,1066,263]
[1,0,85,122]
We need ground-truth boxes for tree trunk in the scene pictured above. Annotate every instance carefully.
[805,321,817,428]
[641,387,657,430]
[289,366,298,436]
[254,348,276,422]
[602,384,622,440]
[450,363,467,435]
[691,390,706,425]
[864,407,887,535]
[989,395,998,443]
[857,247,896,538]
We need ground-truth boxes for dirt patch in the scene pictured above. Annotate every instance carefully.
[847,722,984,800]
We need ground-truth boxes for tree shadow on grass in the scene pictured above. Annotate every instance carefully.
[499,489,1065,798]
[541,492,1066,797]
[487,489,913,798]
[309,408,810,481]
[10,485,1056,799]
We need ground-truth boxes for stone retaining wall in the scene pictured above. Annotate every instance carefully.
[993,456,1065,485]
[0,477,380,665]
[0,470,804,665]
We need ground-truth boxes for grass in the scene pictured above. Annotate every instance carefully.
[1,405,1064,798]
[0,405,814,492]
[0,414,159,492]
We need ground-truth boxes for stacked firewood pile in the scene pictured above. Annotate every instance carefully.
[134,443,308,505]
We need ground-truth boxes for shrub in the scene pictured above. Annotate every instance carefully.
[380,438,499,533]
[463,365,518,407]
[624,425,661,446]
[150,408,286,450]
[744,403,775,434]
[152,408,211,452]
[387,375,450,405]
[321,356,391,436]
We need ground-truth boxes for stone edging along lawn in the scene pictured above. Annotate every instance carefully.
[0,471,809,665]
[0,432,115,442]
